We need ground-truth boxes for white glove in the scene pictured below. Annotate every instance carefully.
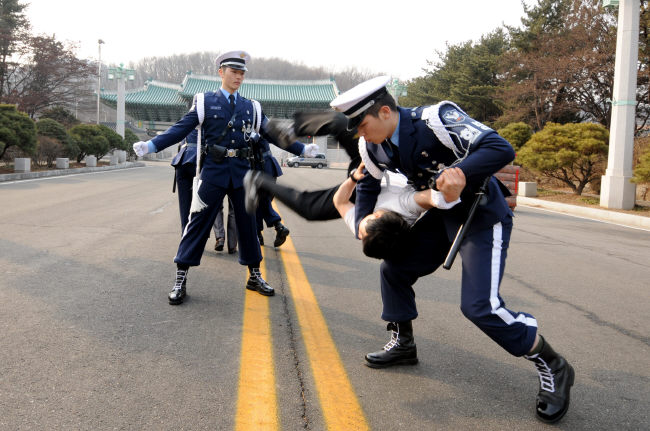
[303,143,320,158]
[133,141,150,157]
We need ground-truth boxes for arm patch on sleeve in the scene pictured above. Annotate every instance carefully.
[421,101,493,161]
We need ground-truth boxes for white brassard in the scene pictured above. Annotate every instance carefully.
[358,136,384,180]
[251,99,262,134]
[189,93,207,215]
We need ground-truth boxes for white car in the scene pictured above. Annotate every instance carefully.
[287,153,328,169]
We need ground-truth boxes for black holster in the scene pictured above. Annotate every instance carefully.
[209,145,227,163]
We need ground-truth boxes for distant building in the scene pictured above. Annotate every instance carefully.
[100,73,340,134]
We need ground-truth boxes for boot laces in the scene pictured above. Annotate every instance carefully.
[250,268,265,282]
[174,269,187,290]
[530,356,555,393]
[383,328,400,351]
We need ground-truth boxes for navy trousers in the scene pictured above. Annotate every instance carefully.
[256,195,282,231]
[175,180,261,267]
[380,212,537,357]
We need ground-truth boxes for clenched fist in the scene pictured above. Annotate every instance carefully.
[133,141,151,157]
[435,167,466,203]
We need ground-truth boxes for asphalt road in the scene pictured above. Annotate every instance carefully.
[1,162,648,430]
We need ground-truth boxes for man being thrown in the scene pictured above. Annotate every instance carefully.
[332,162,464,259]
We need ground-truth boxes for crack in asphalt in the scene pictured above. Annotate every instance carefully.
[505,272,650,347]
[516,227,648,267]
[273,247,311,430]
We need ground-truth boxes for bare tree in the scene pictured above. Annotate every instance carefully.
[129,51,373,91]
[499,0,618,131]
[4,35,94,117]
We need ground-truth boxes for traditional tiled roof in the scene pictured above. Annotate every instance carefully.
[100,74,339,122]
[179,74,339,104]
[100,80,187,122]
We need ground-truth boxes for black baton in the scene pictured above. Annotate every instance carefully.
[443,176,490,270]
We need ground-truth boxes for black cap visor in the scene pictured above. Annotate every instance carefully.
[220,58,248,71]
[346,111,366,131]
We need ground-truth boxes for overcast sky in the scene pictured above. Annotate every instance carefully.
[24,0,531,81]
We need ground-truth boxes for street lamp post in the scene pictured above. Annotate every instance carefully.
[96,39,104,124]
[107,63,135,138]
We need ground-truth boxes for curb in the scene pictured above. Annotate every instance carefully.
[517,196,650,230]
[0,162,146,182]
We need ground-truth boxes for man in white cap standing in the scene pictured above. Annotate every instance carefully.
[133,50,318,304]
[329,76,575,424]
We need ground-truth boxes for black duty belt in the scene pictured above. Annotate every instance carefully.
[207,144,252,162]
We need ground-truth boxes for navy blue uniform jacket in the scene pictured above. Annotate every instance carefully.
[151,91,303,188]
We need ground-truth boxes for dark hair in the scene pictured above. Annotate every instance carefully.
[365,92,397,118]
[362,211,410,260]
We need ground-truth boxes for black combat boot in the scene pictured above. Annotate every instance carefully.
[525,336,575,423]
[365,321,418,368]
[246,267,274,296]
[273,222,290,247]
[168,268,188,305]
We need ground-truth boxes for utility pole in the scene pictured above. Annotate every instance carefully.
[600,0,640,209]
[96,39,104,125]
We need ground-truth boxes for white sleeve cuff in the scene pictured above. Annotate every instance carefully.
[431,189,461,209]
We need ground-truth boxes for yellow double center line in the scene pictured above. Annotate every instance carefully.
[235,248,278,430]
[236,226,368,430]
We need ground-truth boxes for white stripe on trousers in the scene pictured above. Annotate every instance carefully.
[488,222,538,327]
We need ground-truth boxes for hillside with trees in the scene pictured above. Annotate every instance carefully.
[401,0,649,197]
[2,0,650,198]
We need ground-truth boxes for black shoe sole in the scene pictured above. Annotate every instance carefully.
[364,357,419,368]
[246,284,275,296]
[168,297,185,305]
